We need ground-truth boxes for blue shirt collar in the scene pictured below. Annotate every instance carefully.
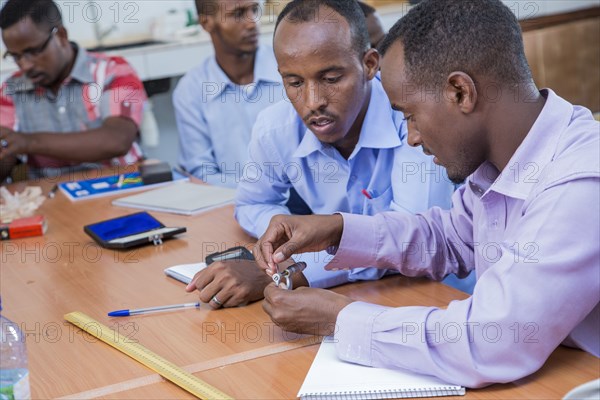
[69,44,95,84]
[293,76,403,159]
[206,46,281,98]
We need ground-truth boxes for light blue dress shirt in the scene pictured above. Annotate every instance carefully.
[235,76,456,288]
[173,46,284,187]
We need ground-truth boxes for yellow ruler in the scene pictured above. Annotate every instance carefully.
[64,311,233,399]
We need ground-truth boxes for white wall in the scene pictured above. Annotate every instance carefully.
[3,0,599,46]
[378,1,599,31]
[55,0,196,45]
[0,0,598,62]
[0,0,197,50]
[504,0,599,19]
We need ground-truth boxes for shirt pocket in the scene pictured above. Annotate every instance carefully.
[364,185,393,215]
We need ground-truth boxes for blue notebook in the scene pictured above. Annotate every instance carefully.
[58,172,187,201]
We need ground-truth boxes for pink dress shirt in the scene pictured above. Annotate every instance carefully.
[329,89,600,388]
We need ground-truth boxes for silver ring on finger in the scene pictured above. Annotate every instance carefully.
[211,295,223,306]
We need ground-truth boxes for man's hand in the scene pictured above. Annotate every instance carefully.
[1,117,136,163]
[185,259,273,309]
[254,214,344,276]
[0,127,28,159]
[263,285,354,336]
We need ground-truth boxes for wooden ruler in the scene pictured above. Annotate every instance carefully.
[64,311,232,399]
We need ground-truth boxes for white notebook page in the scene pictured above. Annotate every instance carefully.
[298,337,465,399]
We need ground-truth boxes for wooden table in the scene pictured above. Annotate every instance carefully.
[1,178,598,399]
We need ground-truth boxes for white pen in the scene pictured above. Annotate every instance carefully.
[116,174,125,188]
[108,302,200,317]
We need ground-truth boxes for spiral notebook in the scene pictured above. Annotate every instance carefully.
[298,337,465,400]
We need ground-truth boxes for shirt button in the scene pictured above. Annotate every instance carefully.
[350,175,357,181]
[469,182,484,195]
[58,106,66,114]
[492,220,498,228]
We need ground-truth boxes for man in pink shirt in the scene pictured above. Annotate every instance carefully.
[255,0,599,388]
[0,0,146,182]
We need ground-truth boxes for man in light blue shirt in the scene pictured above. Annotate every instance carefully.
[235,75,455,288]
[186,0,465,309]
[173,0,284,187]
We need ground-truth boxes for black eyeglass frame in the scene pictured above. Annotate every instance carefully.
[3,27,58,62]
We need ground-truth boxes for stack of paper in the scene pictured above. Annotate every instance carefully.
[112,182,236,215]
[164,262,207,284]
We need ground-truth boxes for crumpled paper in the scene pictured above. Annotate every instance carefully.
[0,186,45,223]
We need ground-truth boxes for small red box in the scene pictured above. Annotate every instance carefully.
[0,215,47,240]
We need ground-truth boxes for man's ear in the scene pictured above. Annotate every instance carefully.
[362,48,380,80]
[56,26,70,47]
[445,72,477,114]
[199,14,215,33]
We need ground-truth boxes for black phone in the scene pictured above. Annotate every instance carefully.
[205,246,254,265]
[84,212,186,249]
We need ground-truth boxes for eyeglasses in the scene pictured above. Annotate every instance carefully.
[3,27,58,63]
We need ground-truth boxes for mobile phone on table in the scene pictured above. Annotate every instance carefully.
[205,246,254,265]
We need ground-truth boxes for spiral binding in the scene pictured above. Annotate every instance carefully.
[300,385,465,399]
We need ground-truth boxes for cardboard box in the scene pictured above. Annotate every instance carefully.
[0,215,47,240]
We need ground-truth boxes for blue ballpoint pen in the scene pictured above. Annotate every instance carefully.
[108,302,200,317]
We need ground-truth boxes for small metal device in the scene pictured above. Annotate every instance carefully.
[272,262,307,290]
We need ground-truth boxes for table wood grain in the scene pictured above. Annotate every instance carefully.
[1,177,597,399]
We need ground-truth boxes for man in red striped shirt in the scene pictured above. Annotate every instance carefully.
[0,0,147,182]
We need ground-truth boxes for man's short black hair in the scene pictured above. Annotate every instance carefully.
[275,0,370,56]
[379,0,532,88]
[194,0,219,16]
[358,1,376,17]
[0,0,62,30]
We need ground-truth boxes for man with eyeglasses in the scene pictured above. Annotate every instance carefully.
[0,0,147,182]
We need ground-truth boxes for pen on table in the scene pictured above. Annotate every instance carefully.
[173,166,194,179]
[116,174,125,188]
[108,302,200,317]
[48,184,58,199]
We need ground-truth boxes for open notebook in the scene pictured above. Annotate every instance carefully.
[112,182,236,215]
[298,337,465,400]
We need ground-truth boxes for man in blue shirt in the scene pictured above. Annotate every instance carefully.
[186,0,463,309]
[173,0,283,187]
